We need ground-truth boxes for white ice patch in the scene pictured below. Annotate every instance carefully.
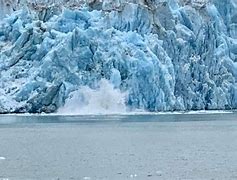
[0,157,6,160]
[83,177,91,180]
[58,79,127,115]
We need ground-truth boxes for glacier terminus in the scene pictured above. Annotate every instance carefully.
[0,0,237,113]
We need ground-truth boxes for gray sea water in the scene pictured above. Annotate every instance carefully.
[0,113,237,180]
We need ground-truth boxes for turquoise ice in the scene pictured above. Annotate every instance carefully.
[0,0,237,113]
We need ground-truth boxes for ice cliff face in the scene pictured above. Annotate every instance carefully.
[0,0,237,113]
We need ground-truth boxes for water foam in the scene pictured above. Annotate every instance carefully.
[57,79,128,115]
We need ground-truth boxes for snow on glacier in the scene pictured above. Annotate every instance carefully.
[0,0,237,113]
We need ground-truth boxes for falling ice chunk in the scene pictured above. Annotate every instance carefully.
[0,157,6,160]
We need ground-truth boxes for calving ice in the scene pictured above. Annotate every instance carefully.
[58,78,128,115]
[0,0,237,113]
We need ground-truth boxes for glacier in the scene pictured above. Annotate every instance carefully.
[0,0,237,113]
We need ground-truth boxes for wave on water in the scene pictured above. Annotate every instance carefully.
[55,110,233,116]
[0,110,234,117]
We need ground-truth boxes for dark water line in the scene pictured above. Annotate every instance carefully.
[0,112,237,125]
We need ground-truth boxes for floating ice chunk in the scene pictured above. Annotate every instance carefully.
[83,177,91,180]
[129,174,137,178]
[0,157,6,160]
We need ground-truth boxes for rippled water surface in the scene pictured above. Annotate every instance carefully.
[0,113,237,180]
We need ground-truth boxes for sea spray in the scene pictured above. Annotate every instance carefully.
[58,79,127,115]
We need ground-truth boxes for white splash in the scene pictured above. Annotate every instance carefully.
[58,79,127,115]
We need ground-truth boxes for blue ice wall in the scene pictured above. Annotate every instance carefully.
[0,0,237,113]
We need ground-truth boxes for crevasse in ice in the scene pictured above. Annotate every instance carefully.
[0,0,237,113]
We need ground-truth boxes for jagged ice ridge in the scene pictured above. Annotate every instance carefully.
[0,0,237,113]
